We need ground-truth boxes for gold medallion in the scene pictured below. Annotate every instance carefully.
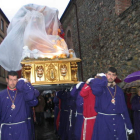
[111,98,115,104]
[7,89,17,110]
[11,103,16,109]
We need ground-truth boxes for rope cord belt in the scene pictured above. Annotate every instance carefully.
[1,120,26,129]
[69,110,73,127]
[98,112,118,115]
[83,116,96,140]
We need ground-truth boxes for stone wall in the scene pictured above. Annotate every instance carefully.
[61,1,140,86]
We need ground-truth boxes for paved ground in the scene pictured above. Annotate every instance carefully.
[35,120,58,140]
[35,119,135,140]
[129,133,135,140]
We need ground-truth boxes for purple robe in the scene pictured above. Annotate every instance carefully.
[66,90,76,140]
[70,83,85,140]
[53,96,59,133]
[131,95,140,140]
[26,88,39,140]
[89,77,132,140]
[57,90,69,140]
[0,80,35,140]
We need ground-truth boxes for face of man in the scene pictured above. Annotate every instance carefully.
[106,71,117,83]
[6,75,18,90]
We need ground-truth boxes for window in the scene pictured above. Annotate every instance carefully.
[66,30,73,49]
[1,19,4,32]
[6,25,8,34]
[0,67,5,78]
[67,30,71,37]
[2,68,5,78]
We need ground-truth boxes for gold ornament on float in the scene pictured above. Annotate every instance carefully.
[36,66,44,80]
[21,64,32,82]
[60,64,67,77]
[46,63,57,82]
[21,58,81,85]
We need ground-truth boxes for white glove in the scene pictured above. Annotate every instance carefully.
[76,82,84,89]
[127,129,133,135]
[97,73,106,77]
[18,78,28,82]
[87,78,94,83]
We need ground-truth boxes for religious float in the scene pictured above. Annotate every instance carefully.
[0,4,81,86]
[17,4,81,85]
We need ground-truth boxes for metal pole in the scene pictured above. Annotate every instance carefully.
[72,0,83,81]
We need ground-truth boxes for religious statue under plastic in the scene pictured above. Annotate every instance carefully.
[0,4,75,71]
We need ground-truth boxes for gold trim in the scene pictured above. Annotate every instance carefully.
[21,58,81,85]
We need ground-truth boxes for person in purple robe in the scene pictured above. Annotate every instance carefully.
[131,86,140,140]
[0,71,37,140]
[53,92,59,135]
[26,88,40,140]
[65,89,76,140]
[70,83,85,140]
[86,67,133,140]
[57,90,69,140]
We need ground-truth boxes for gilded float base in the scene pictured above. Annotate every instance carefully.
[21,58,81,85]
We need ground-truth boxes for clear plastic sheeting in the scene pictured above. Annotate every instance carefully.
[0,4,69,71]
[68,49,76,58]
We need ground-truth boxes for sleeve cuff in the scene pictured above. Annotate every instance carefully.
[97,73,106,77]
[127,129,133,135]
[76,82,84,89]
[87,78,94,83]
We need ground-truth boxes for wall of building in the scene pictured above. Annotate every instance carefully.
[0,9,9,86]
[61,0,140,86]
[0,9,9,43]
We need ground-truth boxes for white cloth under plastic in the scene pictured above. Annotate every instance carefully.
[0,4,69,71]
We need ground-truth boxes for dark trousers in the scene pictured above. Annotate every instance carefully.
[35,112,44,125]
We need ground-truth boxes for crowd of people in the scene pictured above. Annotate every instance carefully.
[124,86,140,140]
[34,91,55,126]
[0,67,140,140]
[53,67,140,140]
